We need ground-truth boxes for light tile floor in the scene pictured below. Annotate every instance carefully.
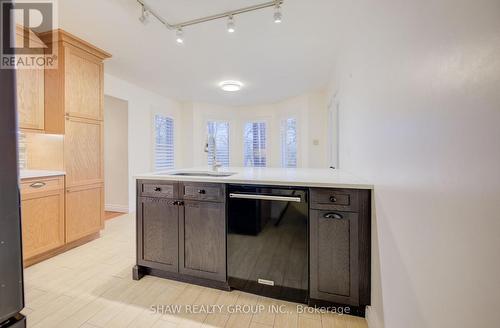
[22,213,367,328]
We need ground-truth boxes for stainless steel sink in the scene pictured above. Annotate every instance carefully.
[155,171,236,177]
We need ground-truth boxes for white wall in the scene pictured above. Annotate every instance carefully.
[104,95,129,212]
[104,74,182,212]
[329,1,500,327]
[183,90,329,168]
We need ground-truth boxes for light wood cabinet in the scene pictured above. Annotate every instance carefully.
[20,176,65,261]
[64,117,103,187]
[36,29,110,243]
[15,26,45,131]
[65,183,103,243]
[39,29,110,134]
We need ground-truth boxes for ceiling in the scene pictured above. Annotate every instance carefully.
[58,0,339,106]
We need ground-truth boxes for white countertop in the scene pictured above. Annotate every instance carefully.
[135,167,373,189]
[20,169,66,180]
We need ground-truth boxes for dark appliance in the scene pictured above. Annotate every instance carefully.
[227,184,308,303]
[0,7,26,326]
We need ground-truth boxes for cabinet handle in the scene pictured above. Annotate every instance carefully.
[30,182,46,189]
[154,187,162,192]
[329,196,337,203]
[178,201,185,206]
[197,189,206,194]
[323,212,343,220]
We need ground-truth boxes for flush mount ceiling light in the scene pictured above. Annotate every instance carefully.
[136,0,284,44]
[219,80,243,92]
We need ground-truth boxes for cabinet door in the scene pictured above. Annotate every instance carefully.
[65,45,103,121]
[15,30,45,131]
[64,117,102,187]
[179,200,226,281]
[310,209,360,305]
[66,184,103,243]
[137,197,179,273]
[21,189,64,259]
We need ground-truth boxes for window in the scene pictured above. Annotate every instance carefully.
[154,114,174,170]
[281,118,297,168]
[207,121,230,167]
[244,122,267,167]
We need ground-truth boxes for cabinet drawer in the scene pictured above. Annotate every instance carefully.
[138,180,178,198]
[20,176,65,196]
[181,182,225,202]
[310,188,359,211]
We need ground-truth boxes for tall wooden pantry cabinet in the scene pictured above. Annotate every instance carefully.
[39,30,111,243]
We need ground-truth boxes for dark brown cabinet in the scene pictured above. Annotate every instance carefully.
[309,188,371,308]
[180,200,226,281]
[135,180,227,286]
[137,197,179,273]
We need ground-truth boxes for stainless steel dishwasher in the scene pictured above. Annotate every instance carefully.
[227,184,308,303]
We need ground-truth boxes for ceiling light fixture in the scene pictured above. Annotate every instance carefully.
[135,0,284,44]
[175,28,184,44]
[139,5,150,24]
[219,80,243,92]
[273,5,282,23]
[227,15,236,33]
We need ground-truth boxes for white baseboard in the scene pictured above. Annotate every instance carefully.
[105,204,129,213]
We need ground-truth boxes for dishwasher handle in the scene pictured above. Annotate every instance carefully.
[229,193,302,203]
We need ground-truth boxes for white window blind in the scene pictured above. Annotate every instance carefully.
[244,122,267,167]
[154,114,174,170]
[207,121,230,167]
[281,118,297,168]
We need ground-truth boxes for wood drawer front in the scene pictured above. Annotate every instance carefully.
[181,183,225,202]
[20,176,64,196]
[310,188,359,211]
[139,181,177,198]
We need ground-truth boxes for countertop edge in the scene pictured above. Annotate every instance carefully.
[134,175,374,190]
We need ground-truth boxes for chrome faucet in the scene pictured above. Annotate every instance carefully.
[205,134,221,172]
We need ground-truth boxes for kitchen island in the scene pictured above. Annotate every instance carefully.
[134,167,373,316]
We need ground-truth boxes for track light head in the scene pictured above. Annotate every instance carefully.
[227,15,236,33]
[273,5,282,23]
[139,6,150,24]
[176,28,184,44]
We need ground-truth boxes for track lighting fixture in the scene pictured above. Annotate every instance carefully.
[273,5,282,23]
[227,16,236,33]
[176,28,184,44]
[138,5,150,24]
[136,0,284,44]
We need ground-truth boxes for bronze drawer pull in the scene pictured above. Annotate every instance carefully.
[329,196,337,202]
[198,189,206,194]
[30,182,46,189]
[154,187,162,192]
[323,213,343,220]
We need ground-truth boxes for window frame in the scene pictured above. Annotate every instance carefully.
[152,113,175,171]
[206,120,230,167]
[243,120,268,168]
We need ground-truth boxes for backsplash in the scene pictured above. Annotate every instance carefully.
[18,132,27,169]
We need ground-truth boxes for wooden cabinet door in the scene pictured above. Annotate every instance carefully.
[66,184,103,243]
[15,30,44,131]
[310,209,360,306]
[21,189,64,259]
[179,200,226,281]
[64,117,102,187]
[65,45,103,121]
[137,197,179,273]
